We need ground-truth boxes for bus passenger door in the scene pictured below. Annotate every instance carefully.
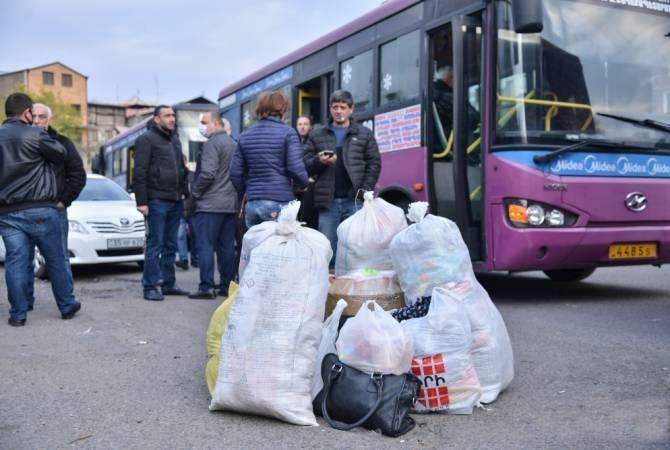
[296,73,333,128]
[428,11,484,261]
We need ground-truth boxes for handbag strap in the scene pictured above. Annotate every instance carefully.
[320,362,384,431]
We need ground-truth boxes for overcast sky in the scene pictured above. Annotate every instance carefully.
[0,0,383,105]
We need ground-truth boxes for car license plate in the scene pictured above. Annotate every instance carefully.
[608,243,657,260]
[107,238,145,249]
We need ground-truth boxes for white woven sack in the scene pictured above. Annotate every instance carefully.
[210,202,333,426]
[335,191,407,276]
[390,202,474,304]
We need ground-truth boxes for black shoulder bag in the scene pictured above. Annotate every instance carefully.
[313,353,421,437]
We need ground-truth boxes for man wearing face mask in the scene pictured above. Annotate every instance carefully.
[133,105,189,301]
[188,111,239,299]
[0,93,82,326]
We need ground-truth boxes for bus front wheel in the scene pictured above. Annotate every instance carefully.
[543,268,596,282]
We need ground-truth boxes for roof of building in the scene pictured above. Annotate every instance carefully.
[0,61,88,79]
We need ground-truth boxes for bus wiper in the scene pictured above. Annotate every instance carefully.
[596,112,670,134]
[533,140,592,164]
[532,138,645,164]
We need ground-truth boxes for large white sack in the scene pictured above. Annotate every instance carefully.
[335,191,407,276]
[402,286,481,414]
[390,202,475,303]
[442,280,515,404]
[210,202,332,426]
[336,300,413,375]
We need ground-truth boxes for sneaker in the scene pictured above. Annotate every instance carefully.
[61,302,81,320]
[175,260,189,270]
[216,288,229,297]
[144,289,164,301]
[188,290,216,300]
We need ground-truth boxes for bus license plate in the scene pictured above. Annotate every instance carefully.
[107,238,145,249]
[608,243,657,260]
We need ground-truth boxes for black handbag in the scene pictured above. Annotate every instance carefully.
[313,353,421,437]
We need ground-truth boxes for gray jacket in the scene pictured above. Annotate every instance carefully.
[191,130,239,214]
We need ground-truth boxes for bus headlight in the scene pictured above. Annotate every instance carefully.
[505,199,576,228]
[526,204,545,226]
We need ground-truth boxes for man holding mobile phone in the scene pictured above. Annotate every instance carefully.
[304,90,381,268]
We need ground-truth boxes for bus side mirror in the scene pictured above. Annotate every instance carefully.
[512,0,544,34]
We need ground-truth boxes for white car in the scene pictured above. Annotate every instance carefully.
[0,174,145,274]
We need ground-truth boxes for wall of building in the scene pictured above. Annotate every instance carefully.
[26,63,88,146]
[0,72,26,97]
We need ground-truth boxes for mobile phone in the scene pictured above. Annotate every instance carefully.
[322,151,334,157]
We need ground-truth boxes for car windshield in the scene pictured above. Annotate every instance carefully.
[77,178,132,201]
[495,0,670,149]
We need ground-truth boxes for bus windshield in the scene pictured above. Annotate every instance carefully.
[495,0,670,149]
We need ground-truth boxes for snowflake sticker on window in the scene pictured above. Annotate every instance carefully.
[342,64,353,85]
[243,110,251,126]
[383,73,393,91]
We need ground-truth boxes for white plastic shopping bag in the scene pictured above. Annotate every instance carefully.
[310,299,348,401]
[390,202,475,303]
[336,300,413,375]
[335,191,407,275]
[402,286,481,414]
[210,202,333,426]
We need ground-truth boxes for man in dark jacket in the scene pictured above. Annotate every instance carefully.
[0,93,81,326]
[304,90,381,266]
[188,111,239,299]
[133,105,189,301]
[230,90,309,228]
[30,103,86,310]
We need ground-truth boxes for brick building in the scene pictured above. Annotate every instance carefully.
[0,62,88,146]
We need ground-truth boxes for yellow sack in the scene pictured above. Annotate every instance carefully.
[205,281,239,395]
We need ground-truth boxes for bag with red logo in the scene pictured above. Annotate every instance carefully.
[410,355,481,414]
[402,286,481,414]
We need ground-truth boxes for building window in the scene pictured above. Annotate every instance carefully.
[62,73,73,87]
[72,104,81,113]
[340,50,373,115]
[42,71,54,85]
[379,30,421,107]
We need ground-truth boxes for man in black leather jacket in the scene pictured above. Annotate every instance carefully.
[133,105,189,301]
[0,93,82,326]
[29,103,86,310]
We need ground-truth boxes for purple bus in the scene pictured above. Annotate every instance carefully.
[218,0,670,281]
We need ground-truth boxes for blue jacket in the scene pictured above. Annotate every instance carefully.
[230,117,309,202]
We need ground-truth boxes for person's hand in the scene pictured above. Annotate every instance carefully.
[319,151,337,166]
[137,205,149,216]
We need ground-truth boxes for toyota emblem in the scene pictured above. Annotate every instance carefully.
[120,218,130,226]
[624,192,647,212]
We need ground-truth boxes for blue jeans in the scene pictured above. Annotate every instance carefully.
[26,207,71,309]
[0,207,78,321]
[245,199,288,228]
[177,217,188,262]
[143,199,182,293]
[193,212,236,292]
[318,198,360,267]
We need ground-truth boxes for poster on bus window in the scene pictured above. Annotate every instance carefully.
[374,104,421,153]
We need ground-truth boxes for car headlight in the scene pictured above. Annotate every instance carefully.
[505,199,576,228]
[69,220,89,234]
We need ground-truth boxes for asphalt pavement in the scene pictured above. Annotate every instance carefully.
[0,263,668,449]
